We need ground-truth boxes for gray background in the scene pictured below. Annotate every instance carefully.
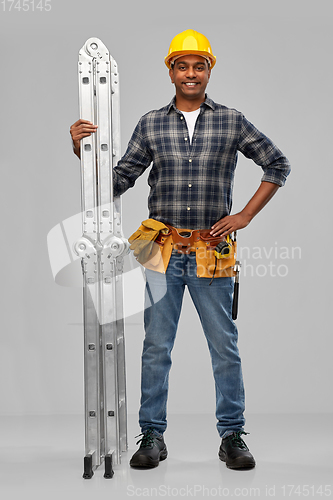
[1,0,332,425]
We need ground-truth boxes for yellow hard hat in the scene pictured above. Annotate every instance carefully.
[165,29,216,69]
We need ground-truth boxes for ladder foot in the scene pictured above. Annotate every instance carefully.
[83,454,94,479]
[104,454,114,479]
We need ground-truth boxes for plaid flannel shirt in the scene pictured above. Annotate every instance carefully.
[113,95,291,229]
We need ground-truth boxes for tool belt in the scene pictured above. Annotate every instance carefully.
[129,219,237,278]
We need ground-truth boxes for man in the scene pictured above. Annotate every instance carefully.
[70,29,291,470]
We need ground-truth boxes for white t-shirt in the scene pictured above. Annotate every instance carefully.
[182,108,200,144]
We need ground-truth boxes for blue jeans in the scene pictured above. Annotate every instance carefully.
[139,252,245,438]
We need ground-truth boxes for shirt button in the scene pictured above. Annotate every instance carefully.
[189,158,192,163]
[184,137,188,141]
[180,116,184,120]
[187,207,191,211]
[188,184,192,187]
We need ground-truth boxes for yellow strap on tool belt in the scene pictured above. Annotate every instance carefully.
[128,220,237,278]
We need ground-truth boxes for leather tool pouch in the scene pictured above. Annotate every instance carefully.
[136,224,236,278]
[136,227,173,274]
[195,230,237,278]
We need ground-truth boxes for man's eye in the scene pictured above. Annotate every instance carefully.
[196,66,204,71]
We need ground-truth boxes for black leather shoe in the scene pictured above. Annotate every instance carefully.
[130,429,168,468]
[219,431,255,469]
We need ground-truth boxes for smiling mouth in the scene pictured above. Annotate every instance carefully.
[183,82,199,87]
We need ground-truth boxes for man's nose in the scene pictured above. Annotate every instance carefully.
[186,66,195,78]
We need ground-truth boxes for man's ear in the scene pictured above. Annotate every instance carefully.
[169,68,174,84]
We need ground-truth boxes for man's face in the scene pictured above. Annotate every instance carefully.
[169,55,211,101]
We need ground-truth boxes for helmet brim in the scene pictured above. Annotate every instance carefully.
[165,50,216,69]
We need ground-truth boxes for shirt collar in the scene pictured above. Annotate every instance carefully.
[166,94,216,115]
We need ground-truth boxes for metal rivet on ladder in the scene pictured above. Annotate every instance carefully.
[106,343,113,350]
[88,344,95,351]
[108,411,114,417]
[89,411,96,417]
[84,144,91,151]
[82,77,89,84]
[101,144,108,151]
[100,77,107,84]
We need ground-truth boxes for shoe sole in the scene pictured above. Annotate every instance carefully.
[219,449,255,470]
[130,447,168,468]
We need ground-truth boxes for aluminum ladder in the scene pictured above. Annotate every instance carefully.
[73,37,129,479]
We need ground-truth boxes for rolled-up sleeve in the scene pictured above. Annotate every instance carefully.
[238,115,291,186]
[113,117,152,197]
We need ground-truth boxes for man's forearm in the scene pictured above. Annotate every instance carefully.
[210,181,280,237]
[73,145,81,159]
[241,181,280,220]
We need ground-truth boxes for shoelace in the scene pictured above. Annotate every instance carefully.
[134,429,156,448]
[230,431,249,450]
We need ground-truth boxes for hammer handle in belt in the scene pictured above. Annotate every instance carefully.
[232,281,239,320]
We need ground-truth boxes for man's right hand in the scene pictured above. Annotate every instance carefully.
[70,119,98,158]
